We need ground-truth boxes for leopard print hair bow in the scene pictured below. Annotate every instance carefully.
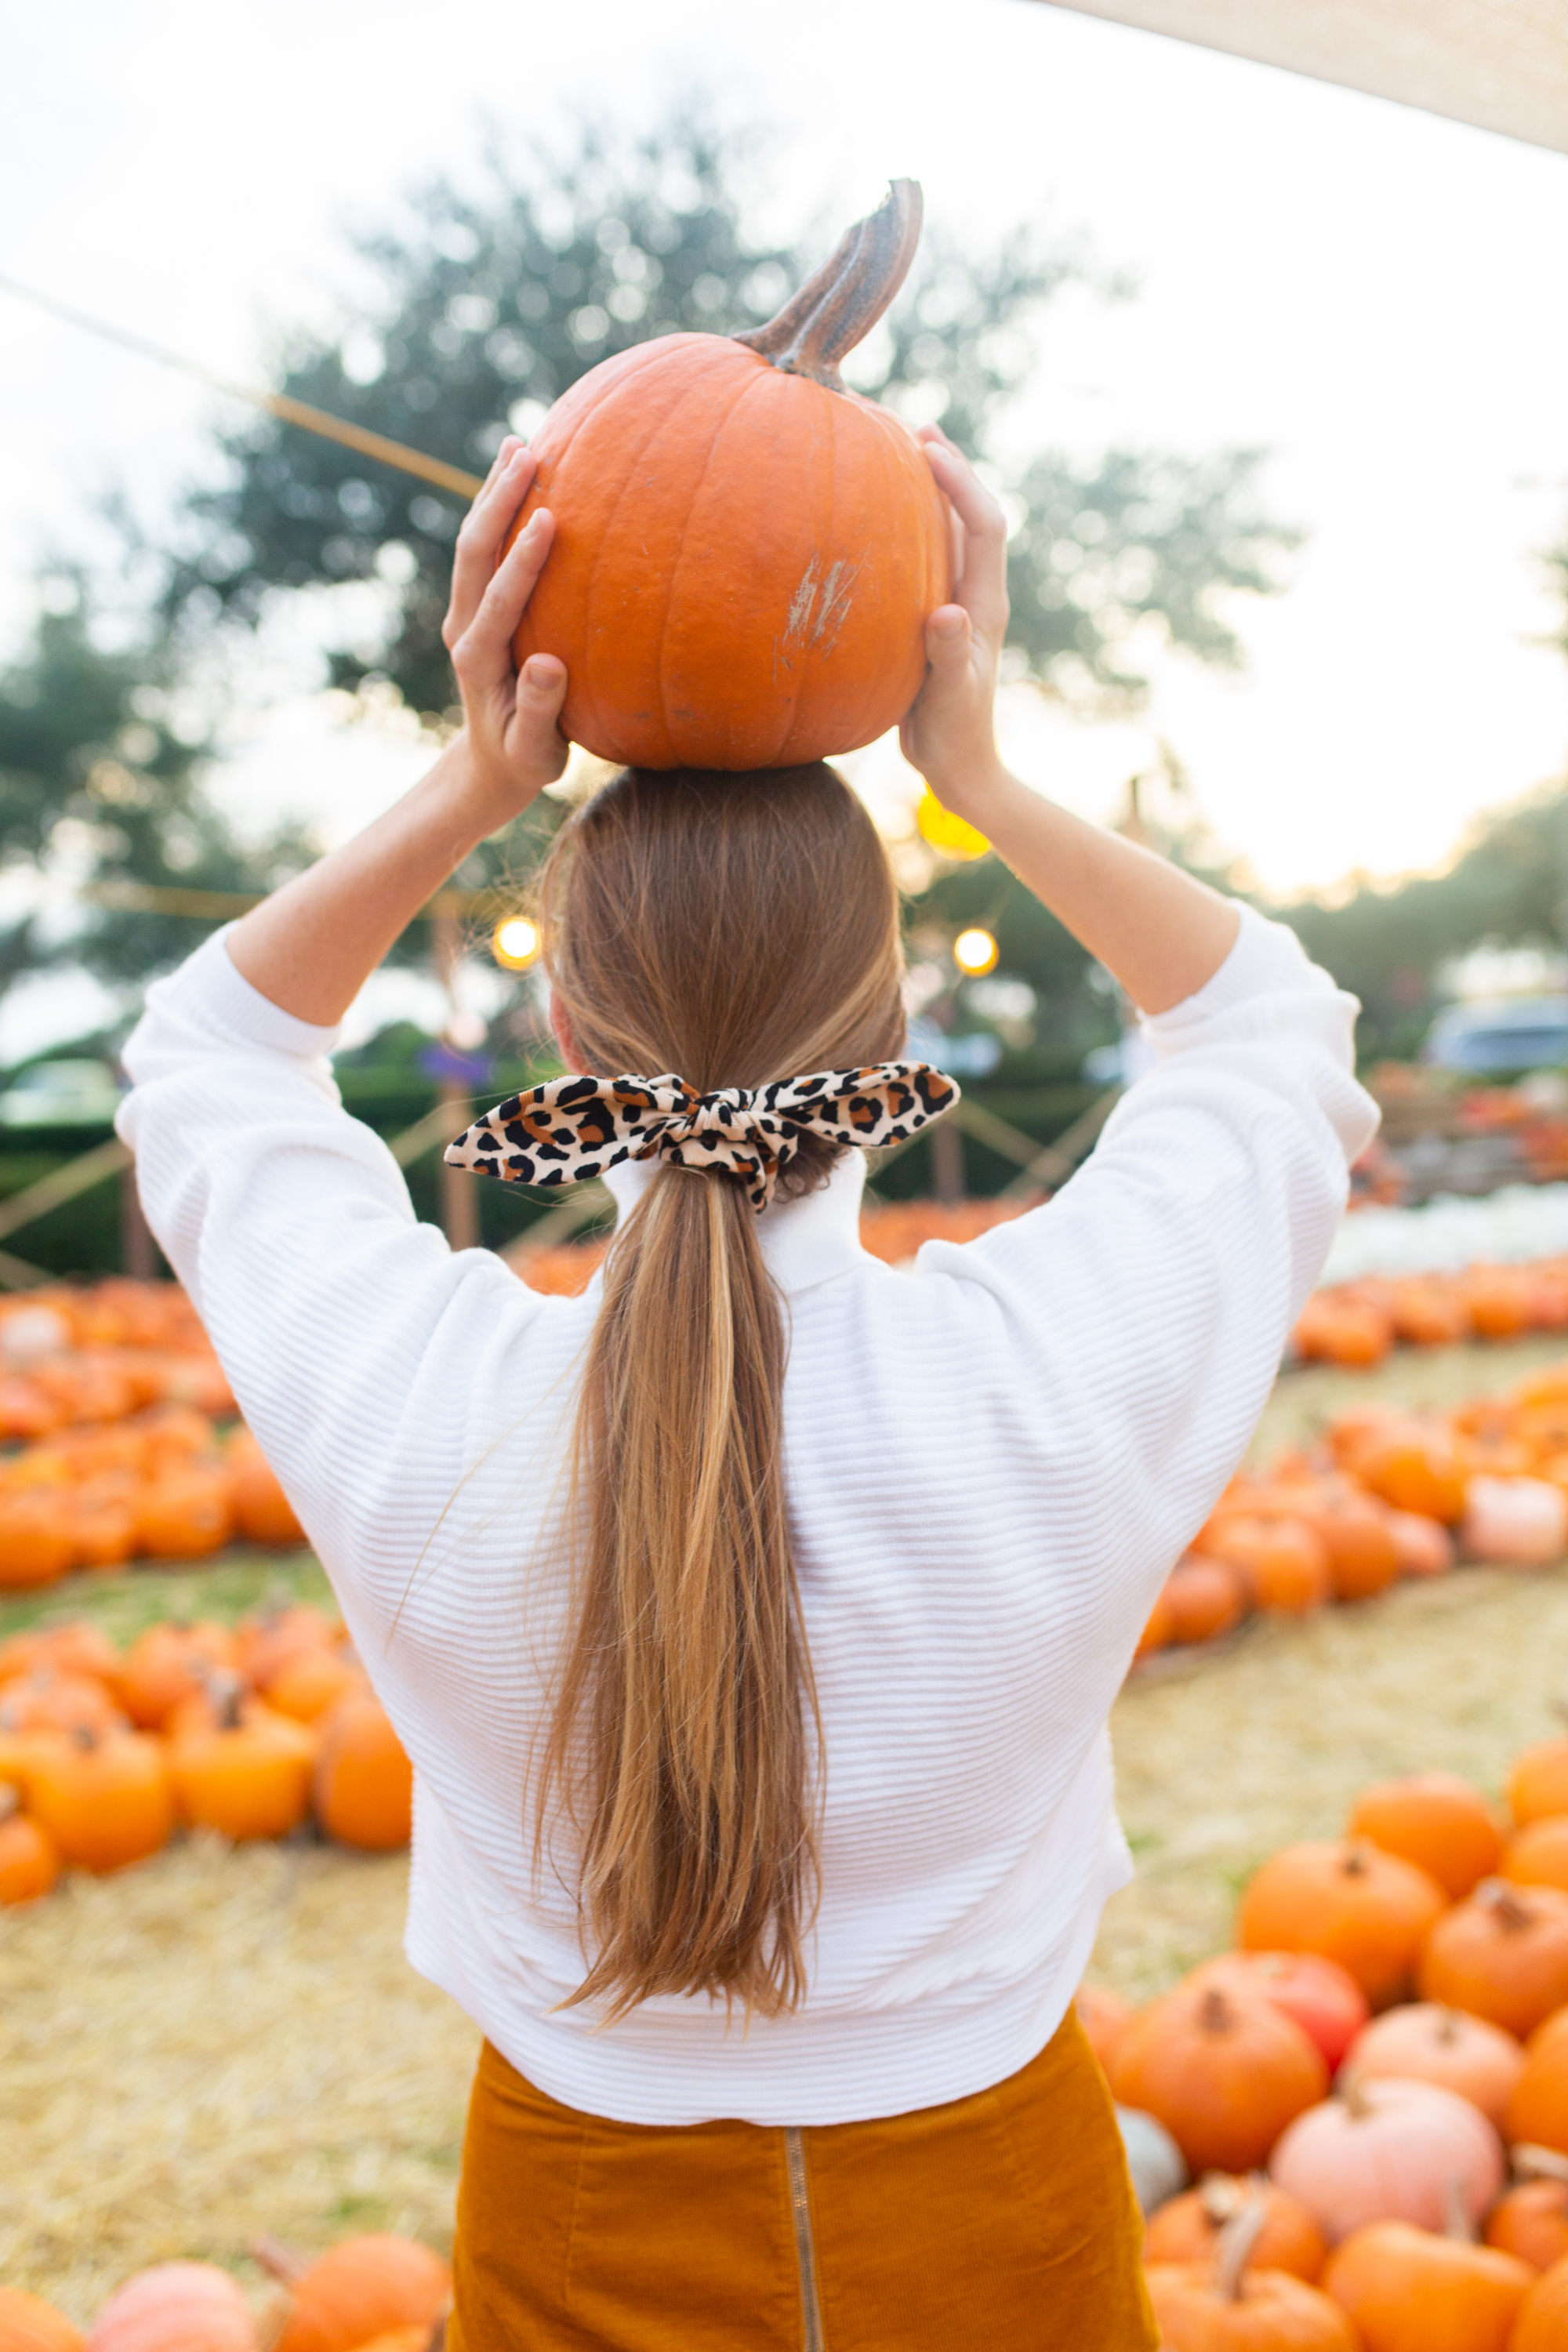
[443,1062,961,1214]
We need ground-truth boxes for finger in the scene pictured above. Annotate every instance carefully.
[510,653,570,774]
[921,441,1008,638]
[451,508,556,689]
[921,604,973,680]
[445,445,540,645]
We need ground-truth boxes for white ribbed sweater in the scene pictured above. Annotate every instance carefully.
[118,906,1376,2126]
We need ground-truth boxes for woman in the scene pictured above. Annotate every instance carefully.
[120,430,1376,2348]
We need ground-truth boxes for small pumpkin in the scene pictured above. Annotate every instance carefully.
[1163,1555,1248,1646]
[228,1432,307,1548]
[113,1621,239,1731]
[1514,2251,1568,2351]
[1462,1475,1568,1566]
[85,2260,256,2352]
[313,1690,413,1852]
[1145,2199,1356,2350]
[262,1647,365,1727]
[1508,2025,1568,2155]
[237,1602,339,1690]
[259,2233,450,2352]
[1386,1510,1454,1577]
[1506,1818,1568,1895]
[1487,2154,1568,2271]
[509,180,951,771]
[135,1465,234,1561]
[1268,2074,1504,2241]
[0,2285,84,2352]
[1074,1979,1134,2072]
[1347,1773,1504,1902]
[1419,1879,1568,2038]
[1108,1981,1327,2173]
[71,1483,138,1572]
[1143,2171,1328,2283]
[1345,1421,1468,1524]
[0,1784,60,1904]
[0,1491,78,1589]
[25,1724,173,1872]
[1515,1744,1568,1829]
[1117,2103,1189,2214]
[0,1668,122,1738]
[1187,1952,1368,2072]
[1236,1841,1448,2009]
[1343,2002,1523,2131]
[1321,2221,1530,2352]
[168,1675,316,1842]
[0,1618,118,1686]
[1299,1490,1402,1603]
[1203,1517,1332,1614]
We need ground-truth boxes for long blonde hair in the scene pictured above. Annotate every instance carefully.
[535,764,904,2020]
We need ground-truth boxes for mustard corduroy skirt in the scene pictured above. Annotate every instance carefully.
[447,2005,1157,2351]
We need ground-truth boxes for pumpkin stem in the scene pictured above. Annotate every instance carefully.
[206,1671,245,1733]
[734,180,923,394]
[0,1783,18,1824]
[1477,1878,1533,1933]
[1339,2068,1372,2121]
[1515,2143,1568,2186]
[1436,2007,1461,2045]
[1199,2173,1242,2225]
[1342,1842,1370,1877]
[1198,1986,1234,2034]
[250,2234,309,2287]
[1214,2197,1268,2302]
[1443,2173,1476,2241]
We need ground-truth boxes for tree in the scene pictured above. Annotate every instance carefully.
[0,584,304,1030]
[162,109,1296,728]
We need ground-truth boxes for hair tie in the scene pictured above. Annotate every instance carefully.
[443,1062,960,1214]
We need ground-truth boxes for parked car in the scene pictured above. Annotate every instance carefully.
[0,1058,123,1127]
[1421,996,1568,1074]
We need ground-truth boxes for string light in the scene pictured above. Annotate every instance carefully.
[953,926,1000,978]
[492,915,541,971]
[916,786,990,861]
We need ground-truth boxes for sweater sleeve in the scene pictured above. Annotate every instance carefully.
[115,928,554,1620]
[909,906,1378,1614]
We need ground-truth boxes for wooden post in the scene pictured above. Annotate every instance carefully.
[433,909,479,1254]
[121,1157,155,1279]
[930,1118,965,1204]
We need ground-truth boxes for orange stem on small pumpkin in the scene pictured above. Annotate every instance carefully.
[735,180,923,394]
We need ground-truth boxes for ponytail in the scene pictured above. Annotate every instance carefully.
[535,764,904,2019]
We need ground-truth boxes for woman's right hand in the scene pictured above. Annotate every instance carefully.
[899,430,1011,824]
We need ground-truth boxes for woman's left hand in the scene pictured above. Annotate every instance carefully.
[443,435,571,829]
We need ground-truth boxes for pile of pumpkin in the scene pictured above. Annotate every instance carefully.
[0,1603,411,1902]
[0,1280,313,1591]
[517,1197,1028,1298]
[1081,1744,1568,2346]
[1138,1365,1568,1664]
[1293,1257,1568,1370]
[0,2228,450,2352]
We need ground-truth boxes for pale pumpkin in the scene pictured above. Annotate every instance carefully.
[1341,2002,1523,2131]
[85,2262,256,2352]
[1268,2075,1503,2241]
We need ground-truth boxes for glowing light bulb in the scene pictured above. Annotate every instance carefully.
[916,787,990,860]
[492,915,541,971]
[953,926,1000,978]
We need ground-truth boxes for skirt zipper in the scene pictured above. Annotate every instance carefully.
[784,2125,826,2352]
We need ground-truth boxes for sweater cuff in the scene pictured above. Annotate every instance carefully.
[1142,905,1322,1039]
[165,924,345,1059]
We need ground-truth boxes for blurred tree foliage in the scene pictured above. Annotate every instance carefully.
[162,111,1295,725]
[0,588,304,1036]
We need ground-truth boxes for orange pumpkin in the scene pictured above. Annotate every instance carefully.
[1073,1979,1133,2072]
[1344,1421,1468,1523]
[1463,1265,1535,1340]
[0,2285,84,2352]
[1143,2172,1328,2283]
[1322,2221,1530,2352]
[237,1602,339,1690]
[0,1619,118,1686]
[1236,1841,1448,2009]
[113,1621,238,1730]
[1515,2253,1568,2351]
[1203,1517,1333,1614]
[135,1465,234,1560]
[262,1646,365,1727]
[1108,1980,1327,2172]
[1508,2027,1568,2155]
[1145,2262,1355,2350]
[0,1490,78,1588]
[1507,1818,1568,1895]
[265,2234,450,2352]
[228,1431,307,1547]
[1388,1279,1470,1348]
[1292,1294,1394,1368]
[1386,1509,1454,1578]
[1347,1771,1504,1900]
[509,182,951,771]
[1134,1582,1178,1661]
[313,1690,413,1852]
[1300,1491,1402,1602]
[1342,2002,1523,2130]
[0,1668,122,1738]
[1513,1742,1568,1828]
[0,1784,59,1904]
[26,1724,173,1872]
[1187,1952,1368,2071]
[1163,1555,1248,1645]
[71,1483,138,1572]
[1489,2168,1568,2272]
[168,1677,315,1842]
[1420,1880,1568,2038]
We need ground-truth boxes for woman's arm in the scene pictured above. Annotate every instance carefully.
[227,437,568,1026]
[899,433,1239,1017]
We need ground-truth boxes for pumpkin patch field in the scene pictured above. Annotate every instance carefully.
[8,1331,1568,2332]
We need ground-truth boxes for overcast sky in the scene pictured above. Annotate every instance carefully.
[4,0,1568,970]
